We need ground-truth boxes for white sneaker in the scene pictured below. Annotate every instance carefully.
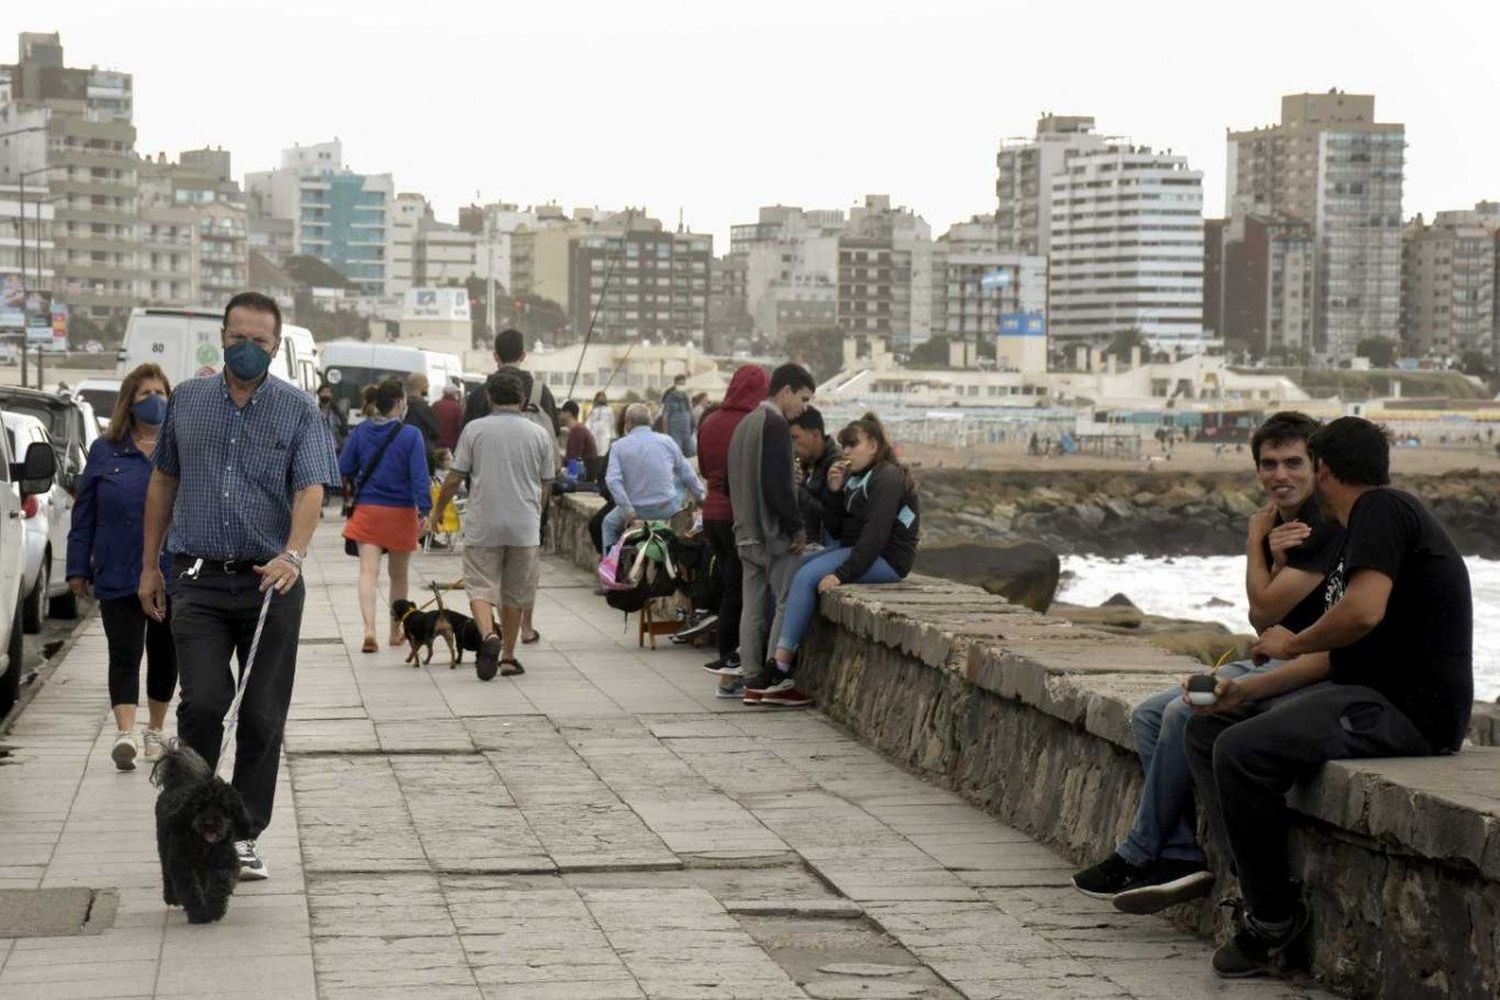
[235,839,269,881]
[141,728,167,762]
[111,730,139,771]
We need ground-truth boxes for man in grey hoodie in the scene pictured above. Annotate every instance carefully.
[727,363,816,705]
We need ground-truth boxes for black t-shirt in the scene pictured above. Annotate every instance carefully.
[1323,488,1473,751]
[1263,496,1345,634]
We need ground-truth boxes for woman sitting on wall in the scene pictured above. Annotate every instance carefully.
[751,412,919,704]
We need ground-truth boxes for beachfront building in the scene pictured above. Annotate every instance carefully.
[524,341,726,401]
[245,139,395,297]
[1401,205,1500,363]
[995,115,1106,256]
[1204,213,1316,360]
[837,195,935,353]
[566,223,712,346]
[1227,91,1405,361]
[729,204,845,343]
[1048,143,1210,356]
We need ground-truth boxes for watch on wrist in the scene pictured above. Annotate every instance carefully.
[279,548,304,569]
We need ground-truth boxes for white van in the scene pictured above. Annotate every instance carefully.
[320,341,462,422]
[121,307,320,394]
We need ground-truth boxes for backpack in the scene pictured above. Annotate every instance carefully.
[523,377,560,469]
[604,521,681,614]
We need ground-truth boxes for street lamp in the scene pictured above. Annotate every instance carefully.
[14,165,52,294]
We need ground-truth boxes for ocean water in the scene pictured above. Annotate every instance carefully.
[1058,554,1500,702]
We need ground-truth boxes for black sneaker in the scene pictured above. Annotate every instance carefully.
[1112,859,1215,914]
[701,653,743,677]
[476,634,501,682]
[1212,899,1310,978]
[1071,852,1147,900]
[672,612,719,643]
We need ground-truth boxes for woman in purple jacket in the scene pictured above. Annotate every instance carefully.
[67,363,177,771]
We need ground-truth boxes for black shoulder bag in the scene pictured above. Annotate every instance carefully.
[343,423,403,556]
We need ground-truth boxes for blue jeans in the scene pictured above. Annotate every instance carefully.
[601,496,681,551]
[774,547,900,658]
[1116,658,1277,867]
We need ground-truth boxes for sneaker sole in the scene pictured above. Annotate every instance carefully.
[1113,871,1216,915]
[1070,878,1120,901]
[237,867,269,882]
[111,742,137,771]
[714,688,745,700]
[759,697,811,707]
[701,664,744,677]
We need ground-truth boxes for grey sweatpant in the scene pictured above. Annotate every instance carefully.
[738,545,799,673]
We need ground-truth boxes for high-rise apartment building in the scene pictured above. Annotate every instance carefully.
[245,140,394,297]
[1227,92,1405,359]
[1,32,139,332]
[995,115,1105,256]
[1048,144,1207,353]
[836,195,934,352]
[706,254,752,353]
[1206,213,1315,359]
[728,205,844,343]
[137,149,247,309]
[1401,205,1500,361]
[567,221,711,345]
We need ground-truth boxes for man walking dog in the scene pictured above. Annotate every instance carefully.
[140,291,339,881]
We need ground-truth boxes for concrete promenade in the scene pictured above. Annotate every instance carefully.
[0,529,1335,999]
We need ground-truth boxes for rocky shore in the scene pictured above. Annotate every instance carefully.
[918,467,1500,559]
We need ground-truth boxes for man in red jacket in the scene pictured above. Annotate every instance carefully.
[696,365,769,693]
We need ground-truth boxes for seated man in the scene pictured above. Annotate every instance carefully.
[1073,412,1345,913]
[601,402,705,551]
[1184,416,1472,978]
[560,400,600,478]
[790,406,842,544]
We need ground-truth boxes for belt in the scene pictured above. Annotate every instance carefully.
[173,554,260,576]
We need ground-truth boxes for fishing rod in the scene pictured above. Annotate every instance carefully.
[566,207,636,401]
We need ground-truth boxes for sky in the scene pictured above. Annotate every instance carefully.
[13,1,1500,249]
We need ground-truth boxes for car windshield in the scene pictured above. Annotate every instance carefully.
[0,396,68,441]
[321,364,416,413]
[77,388,119,422]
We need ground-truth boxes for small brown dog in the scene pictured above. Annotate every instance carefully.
[392,600,458,667]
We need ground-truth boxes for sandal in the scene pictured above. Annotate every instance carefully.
[499,658,525,676]
[361,635,378,654]
[521,629,541,645]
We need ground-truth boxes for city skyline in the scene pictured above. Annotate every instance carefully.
[21,0,1500,248]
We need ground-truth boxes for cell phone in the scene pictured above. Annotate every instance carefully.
[1186,674,1218,706]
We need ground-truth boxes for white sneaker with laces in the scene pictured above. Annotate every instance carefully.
[111,730,139,771]
[235,839,269,881]
[141,728,167,762]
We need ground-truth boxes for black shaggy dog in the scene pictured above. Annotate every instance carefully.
[392,600,473,667]
[151,743,251,924]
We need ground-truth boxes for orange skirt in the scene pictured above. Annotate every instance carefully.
[343,504,420,552]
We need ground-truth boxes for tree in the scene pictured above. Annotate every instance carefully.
[1101,327,1150,364]
[1356,337,1397,368]
[782,326,846,381]
[909,336,952,367]
[1458,349,1496,381]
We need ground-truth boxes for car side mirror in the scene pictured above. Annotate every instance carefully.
[16,441,56,497]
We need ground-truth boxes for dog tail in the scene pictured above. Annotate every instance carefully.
[149,742,212,790]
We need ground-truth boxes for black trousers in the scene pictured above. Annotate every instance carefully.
[704,520,742,660]
[1184,682,1431,921]
[100,595,178,708]
[171,566,305,838]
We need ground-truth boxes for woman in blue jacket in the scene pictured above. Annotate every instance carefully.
[67,363,177,771]
[339,380,432,653]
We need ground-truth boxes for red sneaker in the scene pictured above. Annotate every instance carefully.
[757,677,811,707]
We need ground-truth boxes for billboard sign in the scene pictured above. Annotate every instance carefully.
[980,268,1012,290]
[402,288,471,322]
[998,312,1046,337]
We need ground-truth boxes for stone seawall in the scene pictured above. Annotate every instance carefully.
[549,493,1500,999]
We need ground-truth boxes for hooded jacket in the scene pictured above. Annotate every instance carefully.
[696,365,768,522]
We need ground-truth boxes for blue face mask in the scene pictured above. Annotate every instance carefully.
[131,394,168,426]
[224,339,272,381]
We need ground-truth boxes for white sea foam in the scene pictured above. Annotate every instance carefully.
[1058,554,1500,701]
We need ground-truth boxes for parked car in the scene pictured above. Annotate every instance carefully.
[0,385,97,496]
[1,412,78,629]
[0,427,56,716]
[72,377,122,433]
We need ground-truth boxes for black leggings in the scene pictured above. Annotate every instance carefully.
[704,520,742,660]
[100,595,178,707]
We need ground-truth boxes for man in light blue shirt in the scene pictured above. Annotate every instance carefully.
[602,403,705,550]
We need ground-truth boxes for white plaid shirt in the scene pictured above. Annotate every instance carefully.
[155,373,339,562]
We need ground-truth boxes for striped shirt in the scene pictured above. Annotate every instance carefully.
[155,373,339,561]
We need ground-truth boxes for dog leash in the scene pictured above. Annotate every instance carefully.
[214,587,275,781]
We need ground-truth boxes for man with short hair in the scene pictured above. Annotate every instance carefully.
[140,291,340,882]
[1072,412,1345,914]
[434,369,555,681]
[789,406,842,543]
[730,363,815,706]
[560,400,599,473]
[404,372,441,476]
[432,382,464,452]
[462,328,558,433]
[601,403,705,551]
[1184,416,1472,979]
